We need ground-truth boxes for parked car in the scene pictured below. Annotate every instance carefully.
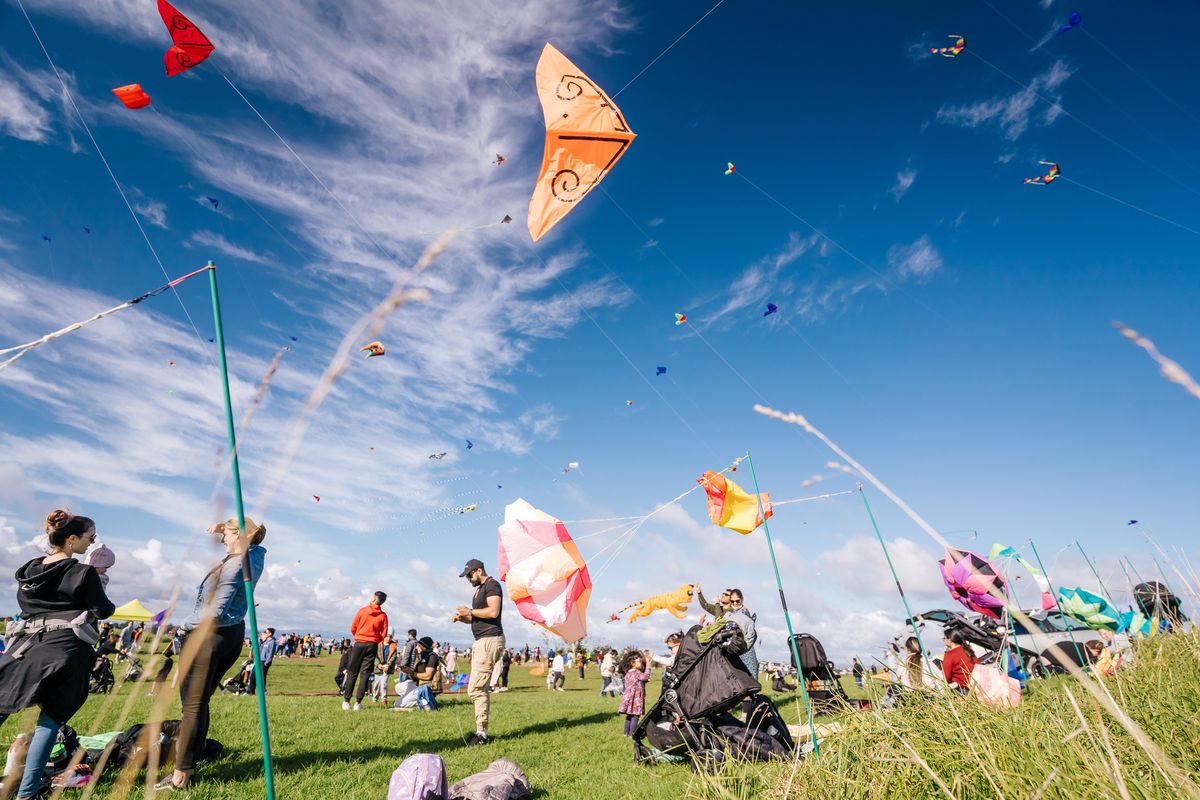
[1011,608,1128,673]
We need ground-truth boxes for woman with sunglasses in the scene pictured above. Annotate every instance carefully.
[0,510,114,800]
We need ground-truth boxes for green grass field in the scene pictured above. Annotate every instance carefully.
[11,633,1200,799]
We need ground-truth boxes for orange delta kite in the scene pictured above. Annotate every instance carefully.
[527,43,636,242]
[698,470,772,535]
[112,84,151,109]
[497,498,591,643]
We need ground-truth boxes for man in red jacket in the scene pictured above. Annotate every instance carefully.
[342,591,389,710]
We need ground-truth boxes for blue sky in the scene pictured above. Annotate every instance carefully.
[1,0,1198,662]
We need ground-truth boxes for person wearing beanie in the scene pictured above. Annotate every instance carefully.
[83,544,116,589]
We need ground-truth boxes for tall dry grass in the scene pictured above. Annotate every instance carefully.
[692,631,1200,799]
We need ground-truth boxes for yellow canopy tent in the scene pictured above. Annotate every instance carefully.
[110,599,155,622]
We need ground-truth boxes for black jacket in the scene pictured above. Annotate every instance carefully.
[15,557,114,620]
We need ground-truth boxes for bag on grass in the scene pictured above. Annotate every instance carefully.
[449,758,532,800]
[970,664,1021,709]
[388,753,448,800]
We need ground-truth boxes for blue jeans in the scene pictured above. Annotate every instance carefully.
[0,710,59,798]
[416,685,438,711]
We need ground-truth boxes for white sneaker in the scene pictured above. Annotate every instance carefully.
[353,703,361,711]
[342,701,350,711]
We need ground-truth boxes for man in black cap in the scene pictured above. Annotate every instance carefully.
[453,558,504,745]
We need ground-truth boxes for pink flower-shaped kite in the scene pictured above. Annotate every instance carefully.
[939,547,1008,619]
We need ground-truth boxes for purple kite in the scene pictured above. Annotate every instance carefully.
[939,547,1008,619]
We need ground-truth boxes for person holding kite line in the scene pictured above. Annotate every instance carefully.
[0,510,114,800]
[158,517,265,791]
[453,558,504,746]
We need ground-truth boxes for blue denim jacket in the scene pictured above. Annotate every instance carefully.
[183,545,265,630]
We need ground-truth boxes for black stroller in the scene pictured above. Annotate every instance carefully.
[788,633,855,713]
[1134,582,1188,629]
[123,655,144,682]
[633,622,795,771]
[89,656,115,694]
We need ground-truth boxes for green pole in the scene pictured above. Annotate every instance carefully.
[745,452,819,757]
[208,262,277,800]
[1028,539,1085,668]
[857,486,937,680]
[1074,540,1118,610]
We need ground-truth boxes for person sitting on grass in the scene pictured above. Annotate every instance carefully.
[399,636,443,711]
[941,630,977,694]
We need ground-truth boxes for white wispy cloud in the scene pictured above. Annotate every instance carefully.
[0,61,55,143]
[0,0,637,639]
[889,167,917,202]
[936,60,1073,140]
[703,232,820,325]
[886,235,943,280]
[186,230,272,265]
[133,199,168,229]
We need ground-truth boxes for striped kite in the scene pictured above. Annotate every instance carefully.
[498,499,591,642]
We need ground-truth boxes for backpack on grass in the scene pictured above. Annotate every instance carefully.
[388,754,448,800]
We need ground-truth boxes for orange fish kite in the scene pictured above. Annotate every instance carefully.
[527,44,636,242]
[698,470,772,535]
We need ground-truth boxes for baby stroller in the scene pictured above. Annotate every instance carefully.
[122,655,144,682]
[90,656,115,694]
[1134,582,1187,629]
[633,622,795,771]
[789,633,854,713]
[220,660,253,695]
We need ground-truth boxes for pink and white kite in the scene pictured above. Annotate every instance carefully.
[497,499,591,643]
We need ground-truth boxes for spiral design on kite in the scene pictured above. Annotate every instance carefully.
[551,170,582,202]
[175,50,195,67]
[556,76,586,102]
[170,14,190,32]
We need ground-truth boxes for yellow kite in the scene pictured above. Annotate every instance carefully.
[698,471,772,535]
[527,43,636,242]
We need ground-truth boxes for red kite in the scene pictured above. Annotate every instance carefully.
[158,0,215,77]
[112,84,151,109]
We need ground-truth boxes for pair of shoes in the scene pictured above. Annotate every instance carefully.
[464,733,489,746]
[353,703,361,711]
[154,776,187,791]
[341,701,351,711]
[556,687,565,692]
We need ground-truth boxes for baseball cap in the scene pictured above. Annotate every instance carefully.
[459,558,485,577]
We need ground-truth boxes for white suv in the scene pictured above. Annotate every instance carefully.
[1011,609,1128,674]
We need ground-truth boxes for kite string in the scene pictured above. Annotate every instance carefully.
[597,185,864,399]
[1078,28,1200,130]
[1061,177,1200,238]
[733,171,948,322]
[0,266,212,372]
[963,49,1200,202]
[15,0,213,363]
[612,0,729,98]
[771,489,855,507]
